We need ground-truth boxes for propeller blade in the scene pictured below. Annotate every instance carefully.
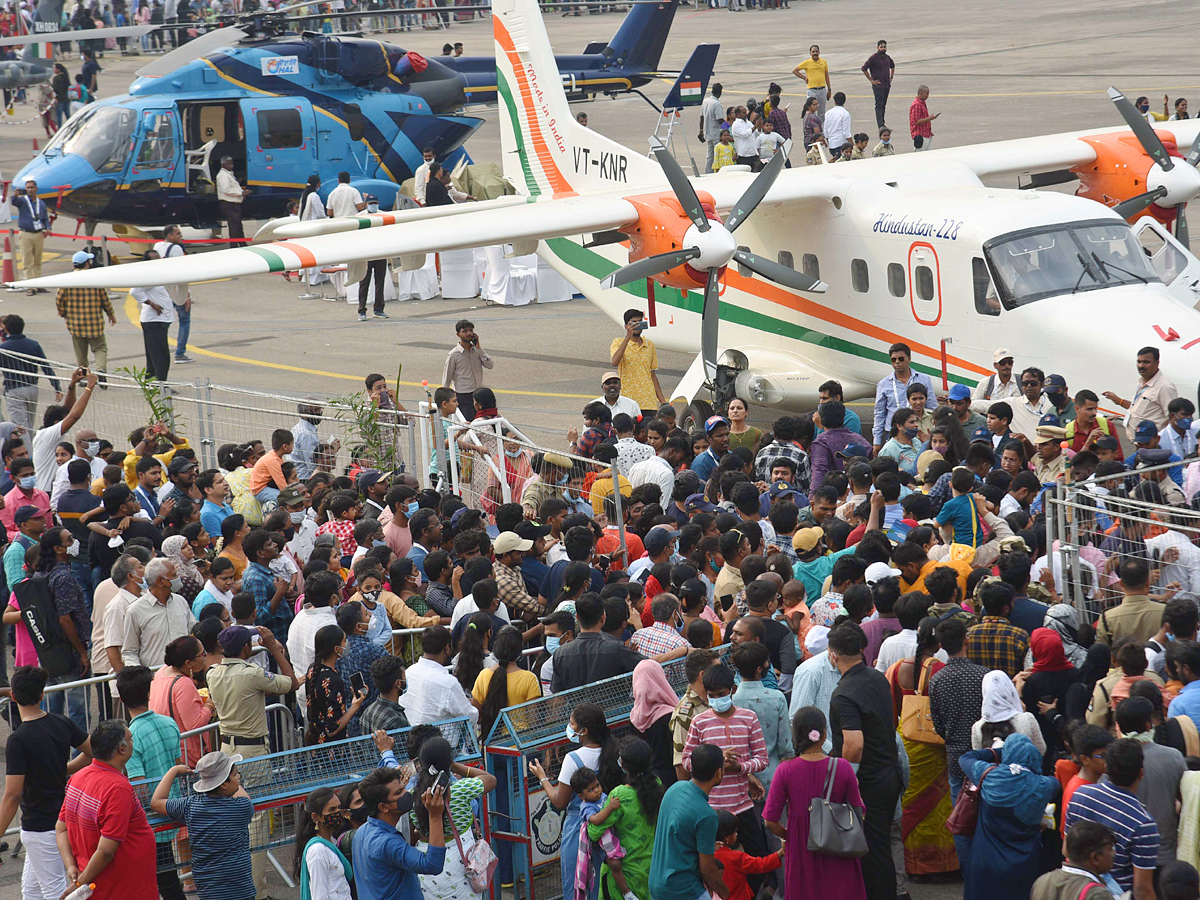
[1112,186,1169,219]
[701,267,721,381]
[652,147,709,233]
[1108,87,1174,171]
[1187,131,1200,168]
[599,248,700,290]
[1178,203,1191,248]
[733,249,828,293]
[723,150,786,233]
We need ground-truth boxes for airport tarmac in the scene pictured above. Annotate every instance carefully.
[0,0,1194,893]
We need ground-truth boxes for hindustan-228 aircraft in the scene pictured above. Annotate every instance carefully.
[14,0,704,226]
[19,0,1200,420]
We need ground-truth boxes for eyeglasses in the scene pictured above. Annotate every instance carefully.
[1021,380,1041,386]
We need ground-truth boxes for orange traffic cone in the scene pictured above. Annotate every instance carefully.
[2,231,15,285]
[31,137,38,152]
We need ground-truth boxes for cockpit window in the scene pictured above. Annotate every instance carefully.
[985,220,1160,308]
[44,106,137,175]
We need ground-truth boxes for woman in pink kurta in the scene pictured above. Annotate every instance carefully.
[149,636,215,765]
[763,706,867,900]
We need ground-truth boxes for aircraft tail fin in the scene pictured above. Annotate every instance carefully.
[20,0,62,65]
[494,0,660,197]
[604,0,677,73]
[660,43,718,110]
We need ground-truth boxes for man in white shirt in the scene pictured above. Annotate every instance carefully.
[1008,367,1054,440]
[399,626,479,726]
[613,414,654,477]
[971,348,1020,407]
[875,592,948,673]
[822,92,852,153]
[326,170,367,218]
[215,156,248,241]
[153,225,194,364]
[629,437,689,504]
[286,571,340,713]
[49,427,105,511]
[595,372,642,421]
[31,368,97,493]
[1160,398,1200,460]
[132,260,175,383]
[730,107,759,169]
[412,147,435,204]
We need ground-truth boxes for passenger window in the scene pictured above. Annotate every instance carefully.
[802,253,820,280]
[777,250,794,269]
[344,103,366,142]
[973,257,1000,316]
[257,108,303,149]
[851,258,869,293]
[915,265,934,301]
[887,262,906,297]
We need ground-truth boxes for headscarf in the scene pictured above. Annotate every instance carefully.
[974,732,1056,827]
[1077,642,1112,691]
[1042,604,1087,668]
[630,659,679,732]
[981,670,1023,723]
[1029,627,1073,673]
[0,422,19,446]
[162,534,204,601]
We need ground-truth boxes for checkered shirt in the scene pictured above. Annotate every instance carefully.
[495,560,543,621]
[55,287,114,339]
[965,616,1030,678]
[754,441,811,493]
[631,621,690,658]
[317,518,357,557]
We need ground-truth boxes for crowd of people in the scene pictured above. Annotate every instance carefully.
[9,303,1200,900]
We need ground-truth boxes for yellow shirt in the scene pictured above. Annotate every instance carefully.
[795,57,829,90]
[590,472,632,518]
[609,336,660,409]
[122,439,190,488]
[714,142,736,170]
[472,666,541,707]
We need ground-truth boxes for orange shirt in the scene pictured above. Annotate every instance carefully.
[249,449,287,493]
[902,557,973,600]
[1060,773,1094,836]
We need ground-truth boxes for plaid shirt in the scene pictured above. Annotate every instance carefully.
[910,97,933,139]
[495,560,543,621]
[55,287,114,339]
[929,470,983,516]
[317,518,357,557]
[336,636,386,737]
[754,441,811,494]
[242,561,293,643]
[127,710,181,843]
[576,423,616,459]
[360,696,410,734]
[631,621,690,657]
[965,616,1029,677]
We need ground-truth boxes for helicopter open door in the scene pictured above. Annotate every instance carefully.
[1132,218,1200,309]
[240,99,317,193]
[128,109,180,191]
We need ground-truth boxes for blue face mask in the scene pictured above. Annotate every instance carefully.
[903,427,919,438]
[565,723,580,743]
[545,636,561,654]
[710,695,733,714]
[1168,632,1177,642]
[18,475,35,490]
[405,501,419,517]
[372,540,387,548]
[557,473,569,485]
[1176,417,1193,433]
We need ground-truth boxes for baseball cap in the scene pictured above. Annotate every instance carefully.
[12,505,39,526]
[193,750,243,793]
[836,444,870,460]
[971,426,993,443]
[601,371,621,384]
[993,348,1013,364]
[704,415,730,434]
[357,469,386,490]
[947,383,971,402]
[643,526,681,556]
[1037,413,1062,429]
[998,536,1030,553]
[1094,435,1120,452]
[278,484,305,507]
[768,480,802,501]
[493,531,534,554]
[514,520,551,542]
[450,506,475,530]
[167,457,197,475]
[915,450,942,481]
[1044,374,1067,394]
[217,625,255,655]
[72,250,94,266]
[674,470,701,493]
[1134,420,1159,443]
[684,492,717,514]
[865,561,901,585]
[792,526,824,553]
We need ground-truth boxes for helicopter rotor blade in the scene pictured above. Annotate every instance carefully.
[136,26,247,78]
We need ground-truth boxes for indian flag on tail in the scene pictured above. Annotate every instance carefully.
[679,81,702,106]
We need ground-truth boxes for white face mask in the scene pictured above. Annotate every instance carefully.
[170,576,183,592]
[84,441,100,459]
[66,539,80,557]
[290,511,304,524]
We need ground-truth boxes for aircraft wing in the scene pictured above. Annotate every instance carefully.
[14,196,639,289]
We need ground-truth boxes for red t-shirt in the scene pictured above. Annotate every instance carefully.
[59,761,157,900]
[714,844,782,900]
[1060,773,1094,838]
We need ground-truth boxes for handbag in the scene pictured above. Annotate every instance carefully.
[899,658,944,745]
[807,757,868,858]
[446,804,498,892]
[945,764,998,837]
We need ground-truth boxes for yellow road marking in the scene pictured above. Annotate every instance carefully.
[122,293,593,399]
[759,85,1200,100]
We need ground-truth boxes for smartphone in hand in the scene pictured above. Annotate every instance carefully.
[351,672,367,696]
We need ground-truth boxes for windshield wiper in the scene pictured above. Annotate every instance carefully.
[1092,250,1148,285]
[1071,252,1095,294]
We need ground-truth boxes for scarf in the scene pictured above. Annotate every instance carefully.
[299,836,352,900]
[1030,627,1073,673]
[1077,643,1112,691]
[981,670,1023,723]
[976,733,1056,827]
[1043,604,1087,668]
[630,659,679,732]
[162,534,204,598]
[476,406,499,419]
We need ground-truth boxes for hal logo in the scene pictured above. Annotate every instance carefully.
[260,56,301,76]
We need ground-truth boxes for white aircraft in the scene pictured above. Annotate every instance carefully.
[18,0,1200,432]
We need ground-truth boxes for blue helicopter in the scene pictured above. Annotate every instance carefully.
[14,0,699,227]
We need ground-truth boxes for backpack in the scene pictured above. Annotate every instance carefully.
[13,574,76,678]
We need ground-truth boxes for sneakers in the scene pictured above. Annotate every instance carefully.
[372,311,389,319]
[175,354,195,363]
[358,311,367,322]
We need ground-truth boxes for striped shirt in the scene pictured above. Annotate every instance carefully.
[1064,781,1158,891]
[681,707,767,814]
[126,711,181,843]
[164,792,255,900]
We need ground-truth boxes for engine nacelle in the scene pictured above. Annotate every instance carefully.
[1074,131,1186,228]
[696,347,874,413]
[623,190,723,291]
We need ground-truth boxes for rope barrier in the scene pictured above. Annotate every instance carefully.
[36,229,254,244]
[0,99,53,127]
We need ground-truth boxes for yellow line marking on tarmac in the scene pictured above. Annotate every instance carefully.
[763,85,1200,100]
[122,293,593,399]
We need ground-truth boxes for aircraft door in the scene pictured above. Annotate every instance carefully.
[129,109,180,188]
[907,242,942,326]
[240,99,317,190]
[1132,218,1200,309]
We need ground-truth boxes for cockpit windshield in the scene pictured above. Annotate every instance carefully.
[43,106,137,175]
[984,219,1160,307]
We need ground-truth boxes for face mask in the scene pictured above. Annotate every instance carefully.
[563,490,575,502]
[363,590,380,604]
[170,576,183,592]
[140,578,149,593]
[18,475,35,490]
[1177,417,1193,432]
[393,792,414,816]
[545,636,560,654]
[372,540,387,548]
[290,510,304,524]
[557,473,569,485]
[565,723,580,743]
[66,539,80,558]
[710,695,733,714]
[348,805,369,825]
[84,441,100,458]
[903,427,919,438]
[321,811,347,831]
[505,446,522,459]
[1167,632,1177,642]
[405,501,419,517]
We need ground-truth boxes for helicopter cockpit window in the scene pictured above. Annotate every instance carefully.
[46,106,137,175]
[136,113,176,168]
[256,108,303,149]
[985,220,1160,308]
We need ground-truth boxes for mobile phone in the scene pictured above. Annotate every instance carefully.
[634,321,649,333]
[719,593,735,612]
[350,672,367,696]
